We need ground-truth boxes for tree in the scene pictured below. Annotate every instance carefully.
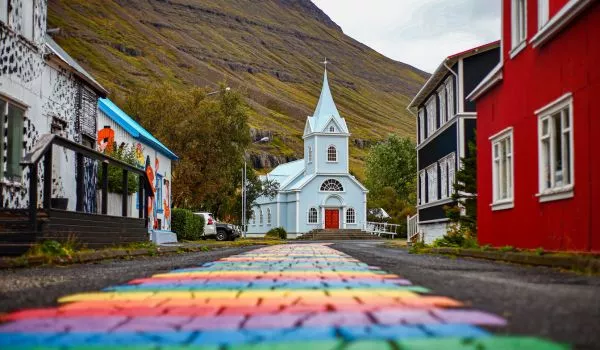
[122,83,251,218]
[365,134,417,204]
[444,139,477,236]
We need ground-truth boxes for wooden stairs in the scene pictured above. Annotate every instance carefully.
[296,229,382,241]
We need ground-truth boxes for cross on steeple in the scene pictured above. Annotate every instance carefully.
[321,57,330,71]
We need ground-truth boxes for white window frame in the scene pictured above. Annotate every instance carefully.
[490,128,514,210]
[438,87,447,126]
[259,209,264,225]
[448,153,456,197]
[0,97,26,184]
[510,0,528,57]
[418,108,425,143]
[346,208,356,224]
[308,146,313,163]
[419,170,426,205]
[426,163,438,203]
[536,93,574,202]
[440,158,448,200]
[21,0,35,41]
[251,210,256,225]
[308,207,319,224]
[0,0,8,24]
[538,0,549,29]
[320,179,344,192]
[266,208,272,225]
[445,77,455,119]
[426,97,436,137]
[327,145,337,163]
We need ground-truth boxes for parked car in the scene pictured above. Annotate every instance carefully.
[193,212,216,238]
[215,222,241,241]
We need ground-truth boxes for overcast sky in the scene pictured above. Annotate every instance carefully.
[311,0,501,73]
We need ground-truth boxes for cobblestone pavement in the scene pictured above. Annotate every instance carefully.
[0,244,568,349]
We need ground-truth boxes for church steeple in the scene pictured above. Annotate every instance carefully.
[303,62,349,137]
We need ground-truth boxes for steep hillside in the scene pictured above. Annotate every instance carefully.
[47,0,428,177]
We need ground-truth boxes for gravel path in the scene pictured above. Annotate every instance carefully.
[331,241,600,350]
[0,246,259,313]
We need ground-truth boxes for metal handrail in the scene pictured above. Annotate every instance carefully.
[20,134,154,231]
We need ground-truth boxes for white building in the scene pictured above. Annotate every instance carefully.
[247,68,368,238]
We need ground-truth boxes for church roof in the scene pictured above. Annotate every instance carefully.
[304,69,349,136]
[263,159,305,188]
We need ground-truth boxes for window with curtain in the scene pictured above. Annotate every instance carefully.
[438,88,446,126]
[492,131,514,205]
[427,164,438,203]
[426,97,436,137]
[512,0,527,49]
[419,170,426,205]
[445,78,454,118]
[418,109,425,143]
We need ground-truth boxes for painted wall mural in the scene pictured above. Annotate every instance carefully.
[97,126,115,153]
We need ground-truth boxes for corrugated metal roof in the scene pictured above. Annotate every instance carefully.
[98,98,178,160]
[45,35,107,96]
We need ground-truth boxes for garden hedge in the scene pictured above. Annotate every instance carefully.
[171,209,205,240]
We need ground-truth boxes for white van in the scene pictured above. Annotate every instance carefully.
[194,212,216,237]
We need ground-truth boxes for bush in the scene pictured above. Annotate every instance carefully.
[265,227,287,240]
[171,208,205,240]
[432,233,478,249]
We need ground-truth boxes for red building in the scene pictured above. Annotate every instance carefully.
[468,0,600,252]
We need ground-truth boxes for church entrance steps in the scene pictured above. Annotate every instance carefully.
[296,229,383,240]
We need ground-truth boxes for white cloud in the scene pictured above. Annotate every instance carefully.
[311,0,501,73]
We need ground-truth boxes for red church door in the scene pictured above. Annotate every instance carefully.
[325,209,340,229]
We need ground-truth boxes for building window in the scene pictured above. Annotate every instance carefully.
[418,109,425,143]
[346,208,356,224]
[156,174,163,212]
[438,87,446,126]
[308,146,312,163]
[439,153,456,199]
[538,0,549,28]
[21,0,34,41]
[511,0,527,49]
[320,179,344,192]
[327,145,337,162]
[0,0,8,23]
[426,164,438,203]
[329,126,335,132]
[308,207,318,224]
[491,129,514,209]
[266,208,272,225]
[251,210,256,225]
[419,170,426,205]
[0,99,25,182]
[537,94,573,200]
[259,209,264,225]
[426,97,436,137]
[445,77,454,118]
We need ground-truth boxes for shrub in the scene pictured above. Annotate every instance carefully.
[171,208,205,240]
[266,227,287,240]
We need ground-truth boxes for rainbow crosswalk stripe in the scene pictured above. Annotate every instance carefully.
[0,244,568,349]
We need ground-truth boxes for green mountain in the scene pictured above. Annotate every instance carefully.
[48,0,428,178]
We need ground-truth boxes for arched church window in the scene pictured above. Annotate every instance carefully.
[329,126,335,132]
[308,208,318,223]
[251,210,256,225]
[320,179,344,192]
[259,209,264,225]
[346,208,356,224]
[308,146,313,163]
[327,145,337,162]
[267,208,272,225]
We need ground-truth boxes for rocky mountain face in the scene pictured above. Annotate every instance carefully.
[47,0,428,176]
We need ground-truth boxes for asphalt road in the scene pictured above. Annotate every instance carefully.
[0,246,258,313]
[1,241,599,349]
[331,241,600,350]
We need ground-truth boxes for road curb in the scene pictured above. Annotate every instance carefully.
[0,245,249,269]
[425,247,600,273]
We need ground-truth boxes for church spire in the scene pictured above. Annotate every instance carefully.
[313,61,341,121]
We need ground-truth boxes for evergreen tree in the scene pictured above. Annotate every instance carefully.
[445,139,477,235]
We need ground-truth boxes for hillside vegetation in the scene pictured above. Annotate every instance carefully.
[48,0,428,177]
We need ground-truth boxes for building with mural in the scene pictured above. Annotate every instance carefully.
[468,0,599,251]
[97,98,178,243]
[1,1,107,211]
[247,68,368,238]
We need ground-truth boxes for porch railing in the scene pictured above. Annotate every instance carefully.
[20,134,154,231]
[407,214,421,244]
[365,221,401,238]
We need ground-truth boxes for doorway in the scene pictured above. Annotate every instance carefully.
[324,209,340,229]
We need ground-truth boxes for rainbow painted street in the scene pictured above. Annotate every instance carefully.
[0,244,567,349]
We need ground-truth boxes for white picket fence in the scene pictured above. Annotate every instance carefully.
[365,221,401,238]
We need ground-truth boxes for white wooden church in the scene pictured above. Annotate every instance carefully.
[247,68,368,238]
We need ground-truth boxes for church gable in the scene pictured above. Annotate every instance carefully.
[323,117,345,134]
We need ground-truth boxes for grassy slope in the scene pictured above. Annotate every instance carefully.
[47,0,428,177]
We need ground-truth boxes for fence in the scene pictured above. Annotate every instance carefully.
[365,222,401,238]
[406,214,421,244]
